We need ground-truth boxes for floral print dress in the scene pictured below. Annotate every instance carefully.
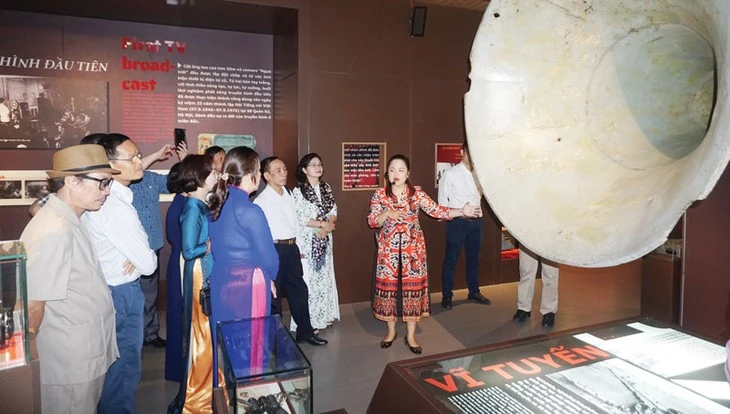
[367,186,450,322]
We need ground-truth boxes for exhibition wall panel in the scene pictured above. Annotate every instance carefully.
[0,9,273,153]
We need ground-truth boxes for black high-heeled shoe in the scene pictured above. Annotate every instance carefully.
[380,332,397,348]
[404,337,422,354]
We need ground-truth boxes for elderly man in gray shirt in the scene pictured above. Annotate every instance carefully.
[21,144,120,413]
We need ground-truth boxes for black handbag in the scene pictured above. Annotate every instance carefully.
[199,253,212,316]
[199,284,212,316]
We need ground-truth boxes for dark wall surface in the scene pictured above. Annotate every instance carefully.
[298,1,488,303]
[0,0,491,306]
[684,168,730,342]
[0,0,642,309]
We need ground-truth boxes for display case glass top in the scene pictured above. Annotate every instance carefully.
[0,240,30,371]
[218,315,312,413]
[382,318,729,414]
[218,315,310,381]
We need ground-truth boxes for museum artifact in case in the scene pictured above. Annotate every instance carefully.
[218,315,312,414]
[369,317,730,413]
[0,240,29,371]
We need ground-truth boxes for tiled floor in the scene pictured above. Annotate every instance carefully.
[137,264,641,413]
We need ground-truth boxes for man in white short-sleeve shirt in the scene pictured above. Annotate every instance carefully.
[254,156,327,346]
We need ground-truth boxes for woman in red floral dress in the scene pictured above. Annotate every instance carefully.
[367,154,481,353]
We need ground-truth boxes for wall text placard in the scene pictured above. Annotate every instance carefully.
[341,142,386,191]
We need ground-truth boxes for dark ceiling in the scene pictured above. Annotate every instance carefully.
[0,0,297,34]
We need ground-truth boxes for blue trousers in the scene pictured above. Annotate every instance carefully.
[98,280,144,414]
[441,218,483,298]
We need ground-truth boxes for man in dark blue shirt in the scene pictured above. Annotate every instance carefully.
[131,142,187,347]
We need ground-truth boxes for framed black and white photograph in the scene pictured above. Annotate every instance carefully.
[0,76,109,149]
[0,180,21,199]
[0,171,46,206]
[24,180,49,199]
[0,170,173,207]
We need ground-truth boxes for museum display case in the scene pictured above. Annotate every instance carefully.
[0,239,29,371]
[368,317,729,413]
[218,315,312,414]
[0,239,39,413]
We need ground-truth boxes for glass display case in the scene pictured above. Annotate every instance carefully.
[369,317,730,413]
[218,315,312,414]
[0,240,29,371]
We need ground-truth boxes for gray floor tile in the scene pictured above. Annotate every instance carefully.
[136,269,640,413]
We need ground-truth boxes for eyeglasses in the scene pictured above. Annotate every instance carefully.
[80,175,114,190]
[307,163,323,168]
[109,153,143,162]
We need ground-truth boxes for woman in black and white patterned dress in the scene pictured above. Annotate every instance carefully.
[291,153,340,331]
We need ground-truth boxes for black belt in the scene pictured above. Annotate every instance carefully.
[274,238,296,245]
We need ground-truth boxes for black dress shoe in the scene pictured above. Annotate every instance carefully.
[542,312,556,328]
[404,337,422,354]
[512,309,531,323]
[143,336,166,348]
[380,332,397,348]
[441,296,453,310]
[297,334,328,346]
[467,292,492,305]
[312,333,328,344]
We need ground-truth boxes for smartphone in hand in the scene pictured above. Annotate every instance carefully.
[174,128,187,148]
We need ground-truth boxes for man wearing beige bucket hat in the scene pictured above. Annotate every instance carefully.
[20,144,121,413]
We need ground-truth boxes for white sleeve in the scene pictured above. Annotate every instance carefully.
[101,209,157,274]
[438,169,451,206]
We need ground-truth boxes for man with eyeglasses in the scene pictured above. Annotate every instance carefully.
[20,145,120,413]
[255,156,328,346]
[83,133,158,414]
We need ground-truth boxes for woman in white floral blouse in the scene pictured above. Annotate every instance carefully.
[291,153,340,331]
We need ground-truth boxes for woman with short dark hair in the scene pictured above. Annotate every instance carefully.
[168,155,218,414]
